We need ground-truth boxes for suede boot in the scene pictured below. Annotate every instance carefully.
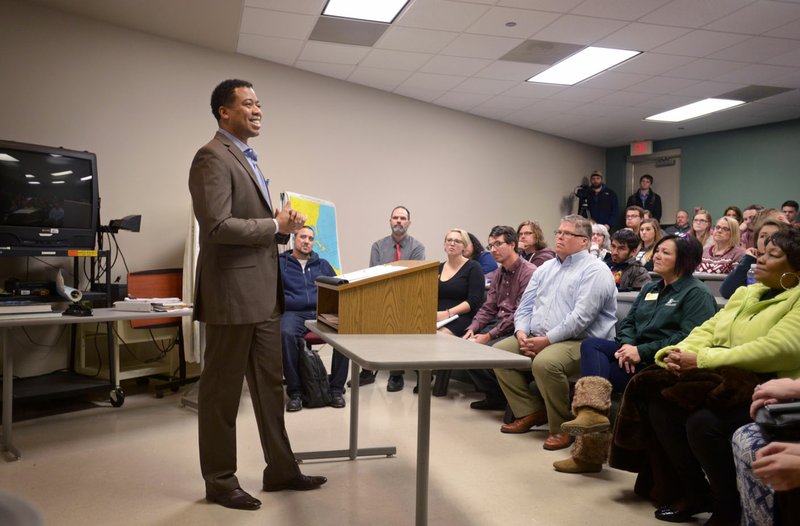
[553,432,611,474]
[560,376,612,436]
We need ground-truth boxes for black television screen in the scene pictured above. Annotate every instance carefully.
[0,140,99,250]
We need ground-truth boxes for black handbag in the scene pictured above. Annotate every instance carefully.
[755,401,800,441]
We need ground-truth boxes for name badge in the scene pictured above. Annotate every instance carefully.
[645,292,659,301]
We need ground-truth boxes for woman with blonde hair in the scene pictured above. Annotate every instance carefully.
[696,215,746,274]
[436,228,485,337]
[690,210,713,247]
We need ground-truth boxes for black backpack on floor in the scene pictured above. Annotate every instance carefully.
[298,340,332,408]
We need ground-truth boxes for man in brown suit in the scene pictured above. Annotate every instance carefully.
[189,79,326,511]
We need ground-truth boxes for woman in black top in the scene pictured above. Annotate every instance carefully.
[437,228,485,337]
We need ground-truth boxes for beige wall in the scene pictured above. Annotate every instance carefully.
[0,0,603,375]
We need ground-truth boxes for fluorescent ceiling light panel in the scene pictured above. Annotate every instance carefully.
[645,98,744,122]
[28,181,40,185]
[51,180,65,185]
[25,174,35,178]
[322,0,409,23]
[0,154,19,162]
[527,47,640,85]
[51,170,72,176]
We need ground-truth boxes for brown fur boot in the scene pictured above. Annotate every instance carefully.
[553,432,611,474]
[560,376,612,435]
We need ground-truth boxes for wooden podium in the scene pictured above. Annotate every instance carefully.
[315,260,438,334]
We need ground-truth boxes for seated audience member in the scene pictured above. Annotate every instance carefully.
[626,174,662,222]
[782,200,799,226]
[725,205,743,224]
[436,229,485,338]
[610,225,800,525]
[609,229,651,291]
[634,218,662,271]
[696,216,746,274]
[494,215,617,451]
[740,204,765,249]
[280,226,348,411]
[463,226,537,410]
[665,209,691,236]
[517,220,556,267]
[733,378,800,526]
[464,232,498,275]
[720,218,785,299]
[690,209,713,247]
[590,223,611,263]
[625,206,645,234]
[554,234,715,474]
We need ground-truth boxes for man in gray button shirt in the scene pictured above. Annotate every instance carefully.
[358,206,426,391]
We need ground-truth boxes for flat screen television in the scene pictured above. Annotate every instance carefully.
[0,140,99,251]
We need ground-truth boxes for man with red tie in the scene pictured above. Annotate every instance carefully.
[358,205,426,391]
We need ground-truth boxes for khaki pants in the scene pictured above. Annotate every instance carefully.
[494,336,582,433]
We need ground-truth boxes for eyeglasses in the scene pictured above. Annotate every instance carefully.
[625,214,641,219]
[518,231,533,236]
[444,238,464,245]
[693,218,709,223]
[486,241,506,250]
[715,226,731,232]
[554,230,587,239]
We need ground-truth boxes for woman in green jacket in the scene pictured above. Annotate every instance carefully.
[646,225,800,525]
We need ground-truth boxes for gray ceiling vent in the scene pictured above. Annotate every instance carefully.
[309,16,389,47]
[500,39,584,65]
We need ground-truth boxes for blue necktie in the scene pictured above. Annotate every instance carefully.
[244,148,272,208]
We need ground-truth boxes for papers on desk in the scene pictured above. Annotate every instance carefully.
[317,264,408,286]
[436,314,458,329]
[113,297,191,312]
[0,300,54,315]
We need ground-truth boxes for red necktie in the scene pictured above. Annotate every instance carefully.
[395,242,401,261]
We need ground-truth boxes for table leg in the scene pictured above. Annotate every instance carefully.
[348,361,359,459]
[2,328,21,460]
[416,369,432,526]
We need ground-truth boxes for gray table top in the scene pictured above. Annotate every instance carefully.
[306,320,531,371]
[0,308,192,328]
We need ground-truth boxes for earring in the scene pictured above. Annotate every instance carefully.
[779,272,800,290]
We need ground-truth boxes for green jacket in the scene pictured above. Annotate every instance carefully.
[655,283,800,378]
[618,276,717,364]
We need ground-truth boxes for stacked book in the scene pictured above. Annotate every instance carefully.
[113,297,191,312]
[0,301,61,321]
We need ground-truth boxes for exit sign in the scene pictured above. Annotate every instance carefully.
[630,140,653,156]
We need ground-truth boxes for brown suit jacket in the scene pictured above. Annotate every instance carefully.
[188,131,284,325]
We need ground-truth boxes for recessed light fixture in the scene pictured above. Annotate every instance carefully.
[51,170,73,177]
[527,46,641,85]
[25,174,35,178]
[51,180,65,185]
[322,0,410,23]
[28,181,40,185]
[645,98,745,122]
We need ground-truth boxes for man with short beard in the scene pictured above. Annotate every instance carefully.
[586,171,619,230]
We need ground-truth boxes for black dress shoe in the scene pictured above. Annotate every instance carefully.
[286,395,302,412]
[263,474,327,492]
[330,392,346,408]
[654,501,713,523]
[206,488,261,510]
[347,370,376,387]
[470,398,507,410]
[387,375,404,392]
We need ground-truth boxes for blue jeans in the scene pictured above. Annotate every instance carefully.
[579,337,641,393]
[281,310,349,396]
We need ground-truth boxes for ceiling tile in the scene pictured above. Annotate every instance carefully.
[766,17,800,39]
[295,60,355,80]
[703,0,800,34]
[626,76,699,94]
[613,52,695,75]
[651,30,750,57]
[397,72,469,91]
[244,0,326,15]
[452,77,519,94]
[713,63,798,84]
[465,7,561,39]
[347,67,413,91]
[434,91,494,111]
[638,93,704,110]
[396,0,490,32]
[709,36,800,62]
[756,89,800,106]
[240,7,317,40]
[672,80,746,98]
[360,48,434,71]
[476,60,548,80]
[767,48,800,67]
[420,55,493,76]
[497,0,584,11]
[298,41,371,64]
[393,85,449,102]
[470,95,538,118]
[375,26,459,53]
[594,90,656,106]
[638,0,754,28]
[596,23,692,51]
[571,0,672,21]
[237,34,305,65]
[530,15,627,45]
[549,86,615,102]
[440,33,523,59]
[663,58,744,80]
[503,82,566,98]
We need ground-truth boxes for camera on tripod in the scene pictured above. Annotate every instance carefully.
[575,184,591,218]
